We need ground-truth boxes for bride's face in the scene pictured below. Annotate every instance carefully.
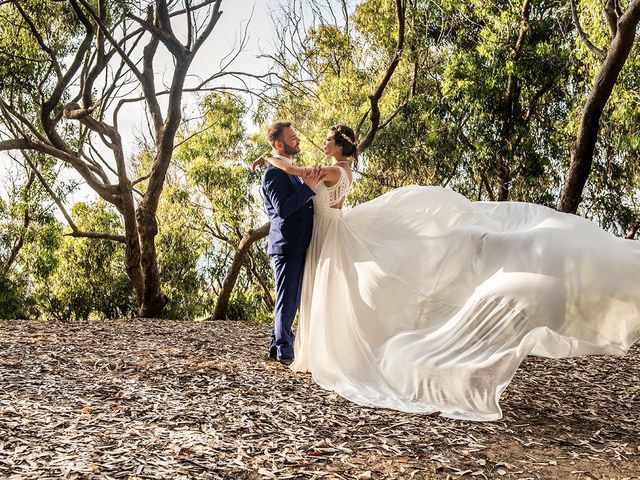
[323,130,341,157]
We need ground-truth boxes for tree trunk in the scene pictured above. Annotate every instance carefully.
[498,73,521,201]
[119,187,145,306]
[0,0,227,319]
[559,0,640,214]
[626,219,640,239]
[497,0,530,201]
[136,205,168,317]
[210,222,270,320]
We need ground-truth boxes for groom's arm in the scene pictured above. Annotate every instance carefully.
[263,168,315,219]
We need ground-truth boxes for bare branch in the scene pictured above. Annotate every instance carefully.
[82,1,119,110]
[191,0,223,54]
[127,11,185,57]
[66,230,127,243]
[626,219,640,239]
[23,152,126,244]
[604,0,619,38]
[76,0,144,84]
[38,0,95,153]
[132,175,150,186]
[185,0,194,49]
[357,0,407,153]
[0,139,120,205]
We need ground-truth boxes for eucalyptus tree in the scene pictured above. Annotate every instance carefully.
[559,0,640,214]
[201,0,408,320]
[0,162,37,318]
[37,200,138,321]
[259,0,578,207]
[373,0,576,204]
[173,92,273,321]
[0,0,254,317]
[0,153,65,318]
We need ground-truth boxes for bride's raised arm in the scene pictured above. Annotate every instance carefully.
[252,157,348,187]
[251,155,305,176]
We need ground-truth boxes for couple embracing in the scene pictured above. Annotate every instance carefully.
[257,121,640,421]
[259,121,355,366]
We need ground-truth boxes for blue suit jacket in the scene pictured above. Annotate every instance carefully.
[262,165,315,255]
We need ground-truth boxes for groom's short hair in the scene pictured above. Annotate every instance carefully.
[267,122,292,145]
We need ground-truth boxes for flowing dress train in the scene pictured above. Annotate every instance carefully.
[290,169,640,421]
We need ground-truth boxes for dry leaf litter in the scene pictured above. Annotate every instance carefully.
[0,319,638,479]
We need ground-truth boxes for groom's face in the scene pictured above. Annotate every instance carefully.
[276,127,301,156]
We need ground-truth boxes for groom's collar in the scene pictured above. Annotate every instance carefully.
[272,153,294,165]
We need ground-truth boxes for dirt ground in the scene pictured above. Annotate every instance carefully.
[0,319,638,479]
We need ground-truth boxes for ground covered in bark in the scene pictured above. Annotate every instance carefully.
[0,319,638,479]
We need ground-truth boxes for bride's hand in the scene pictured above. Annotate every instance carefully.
[251,156,267,172]
[305,166,328,181]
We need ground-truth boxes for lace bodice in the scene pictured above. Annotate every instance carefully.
[312,166,351,214]
[326,167,351,207]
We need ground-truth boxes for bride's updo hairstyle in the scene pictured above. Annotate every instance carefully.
[330,124,358,169]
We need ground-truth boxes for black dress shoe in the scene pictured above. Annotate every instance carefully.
[278,357,294,366]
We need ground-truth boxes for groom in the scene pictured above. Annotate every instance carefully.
[262,122,323,365]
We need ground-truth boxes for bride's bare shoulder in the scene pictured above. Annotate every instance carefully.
[321,164,351,186]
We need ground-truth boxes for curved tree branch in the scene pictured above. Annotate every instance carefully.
[559,0,640,213]
[604,0,619,38]
[356,0,406,153]
[23,152,125,244]
[571,0,607,59]
[626,218,640,239]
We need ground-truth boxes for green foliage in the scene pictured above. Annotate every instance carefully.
[227,285,272,324]
[0,159,63,318]
[555,0,640,229]
[264,0,640,235]
[175,92,273,320]
[2,0,640,323]
[155,184,209,320]
[0,272,31,319]
[34,201,137,321]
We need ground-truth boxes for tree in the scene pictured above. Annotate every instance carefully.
[559,0,640,213]
[35,200,137,321]
[0,0,250,317]
[0,153,66,318]
[0,163,36,318]
[205,0,408,320]
[174,93,273,320]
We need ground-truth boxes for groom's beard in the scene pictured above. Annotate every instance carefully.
[283,141,300,156]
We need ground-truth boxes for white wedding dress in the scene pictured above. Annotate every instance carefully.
[290,167,640,421]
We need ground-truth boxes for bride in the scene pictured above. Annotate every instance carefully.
[254,124,640,421]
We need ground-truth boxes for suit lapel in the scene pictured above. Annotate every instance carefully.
[287,173,302,189]
[265,165,301,190]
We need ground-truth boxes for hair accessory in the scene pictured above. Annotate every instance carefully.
[332,125,357,146]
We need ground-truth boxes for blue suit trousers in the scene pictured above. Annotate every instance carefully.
[270,253,305,360]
